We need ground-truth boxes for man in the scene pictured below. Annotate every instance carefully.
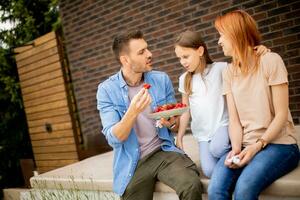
[96,30,202,200]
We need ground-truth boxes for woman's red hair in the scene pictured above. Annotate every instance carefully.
[215,10,261,74]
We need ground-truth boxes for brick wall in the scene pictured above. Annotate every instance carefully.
[59,0,300,148]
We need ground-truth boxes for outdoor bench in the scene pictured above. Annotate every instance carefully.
[27,127,300,200]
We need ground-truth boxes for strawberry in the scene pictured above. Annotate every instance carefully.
[153,102,187,113]
[166,104,175,110]
[143,83,151,89]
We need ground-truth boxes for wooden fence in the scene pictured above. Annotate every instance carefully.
[14,32,82,173]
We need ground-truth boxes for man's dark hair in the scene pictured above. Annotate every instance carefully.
[112,30,144,63]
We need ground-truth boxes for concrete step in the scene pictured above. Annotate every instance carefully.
[3,188,30,200]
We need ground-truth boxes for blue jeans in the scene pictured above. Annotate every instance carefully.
[208,144,299,200]
[198,126,231,178]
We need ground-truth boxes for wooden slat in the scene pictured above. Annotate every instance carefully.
[29,130,74,140]
[14,32,55,55]
[33,144,77,154]
[29,122,72,134]
[28,115,72,128]
[19,62,61,82]
[14,45,34,54]
[26,107,69,121]
[25,91,67,109]
[35,159,78,167]
[34,152,78,160]
[17,47,58,68]
[18,54,60,75]
[22,85,65,102]
[31,136,75,147]
[22,77,64,96]
[20,68,63,89]
[37,166,57,173]
[34,32,56,46]
[15,39,57,61]
[25,99,68,114]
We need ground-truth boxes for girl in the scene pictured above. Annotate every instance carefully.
[208,10,299,200]
[174,30,268,178]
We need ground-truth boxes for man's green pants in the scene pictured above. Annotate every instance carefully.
[121,149,203,200]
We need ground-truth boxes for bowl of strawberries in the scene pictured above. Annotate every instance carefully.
[148,102,189,120]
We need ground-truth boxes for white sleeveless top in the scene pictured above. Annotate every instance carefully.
[178,62,229,141]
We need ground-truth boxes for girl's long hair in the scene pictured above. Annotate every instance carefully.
[175,30,213,95]
[215,10,261,74]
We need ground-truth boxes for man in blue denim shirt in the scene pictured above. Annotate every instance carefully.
[97,30,202,200]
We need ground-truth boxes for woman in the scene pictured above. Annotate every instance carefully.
[208,10,299,200]
[174,30,268,178]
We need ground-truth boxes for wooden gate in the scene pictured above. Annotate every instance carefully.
[14,32,81,173]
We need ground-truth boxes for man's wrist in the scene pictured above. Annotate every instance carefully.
[126,107,139,118]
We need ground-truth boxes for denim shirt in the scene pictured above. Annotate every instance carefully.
[96,70,183,196]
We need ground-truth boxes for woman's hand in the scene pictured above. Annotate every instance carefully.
[224,149,241,168]
[225,143,261,169]
[236,142,261,167]
[254,45,270,56]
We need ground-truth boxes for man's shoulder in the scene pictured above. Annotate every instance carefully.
[146,70,170,83]
[98,73,119,90]
[148,70,169,78]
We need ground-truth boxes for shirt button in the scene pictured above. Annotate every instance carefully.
[136,148,138,151]
[129,173,132,177]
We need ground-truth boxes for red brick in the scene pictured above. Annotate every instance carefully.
[273,35,298,46]
[58,0,300,140]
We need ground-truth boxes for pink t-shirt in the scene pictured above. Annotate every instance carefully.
[128,83,162,158]
[222,52,297,147]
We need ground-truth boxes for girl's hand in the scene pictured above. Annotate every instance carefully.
[160,116,178,130]
[254,45,270,56]
[176,136,184,150]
